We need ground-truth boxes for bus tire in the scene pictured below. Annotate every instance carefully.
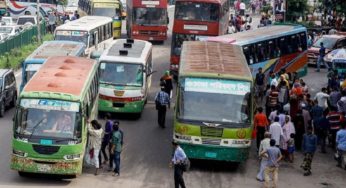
[18,171,28,177]
[0,101,5,117]
[64,174,77,179]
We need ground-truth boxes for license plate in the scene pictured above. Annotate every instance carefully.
[149,37,153,40]
[205,152,217,158]
[40,139,52,145]
[37,164,51,172]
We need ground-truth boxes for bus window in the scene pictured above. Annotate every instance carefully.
[267,40,277,59]
[243,45,256,65]
[300,32,307,50]
[290,35,299,53]
[278,37,288,56]
[89,31,95,47]
[256,43,267,62]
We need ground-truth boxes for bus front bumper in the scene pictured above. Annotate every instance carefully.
[178,143,250,162]
[98,99,145,113]
[10,155,82,175]
[132,35,167,41]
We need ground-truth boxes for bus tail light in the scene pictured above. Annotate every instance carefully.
[13,149,28,157]
[64,154,81,160]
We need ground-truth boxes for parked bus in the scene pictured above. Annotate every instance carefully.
[78,0,123,38]
[11,56,99,176]
[54,16,113,56]
[20,40,86,92]
[98,38,153,116]
[212,25,309,77]
[126,0,168,42]
[170,0,229,77]
[174,41,253,162]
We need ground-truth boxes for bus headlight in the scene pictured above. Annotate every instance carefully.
[13,149,28,157]
[170,64,179,70]
[64,154,81,160]
[132,31,139,35]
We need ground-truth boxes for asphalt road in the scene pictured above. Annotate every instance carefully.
[0,7,346,188]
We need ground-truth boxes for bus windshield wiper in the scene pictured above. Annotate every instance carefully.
[27,118,44,140]
[100,81,117,86]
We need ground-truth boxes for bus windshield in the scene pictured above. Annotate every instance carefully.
[175,2,219,22]
[133,8,167,26]
[93,7,120,18]
[178,78,251,127]
[16,99,81,139]
[55,30,88,46]
[172,34,208,56]
[99,62,143,87]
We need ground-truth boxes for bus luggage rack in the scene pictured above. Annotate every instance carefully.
[33,145,60,155]
[201,138,221,146]
[201,126,223,137]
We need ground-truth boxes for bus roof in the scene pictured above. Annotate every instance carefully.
[23,56,97,98]
[99,39,152,64]
[216,25,307,45]
[55,16,113,32]
[179,41,252,78]
[26,41,85,61]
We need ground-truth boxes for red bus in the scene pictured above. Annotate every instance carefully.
[170,0,229,76]
[127,0,169,42]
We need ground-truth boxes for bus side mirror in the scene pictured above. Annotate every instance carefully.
[147,70,157,77]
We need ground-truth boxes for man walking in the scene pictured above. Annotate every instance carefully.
[155,86,170,128]
[301,126,317,176]
[269,117,283,148]
[316,42,328,72]
[111,121,123,176]
[261,139,283,188]
[254,107,269,149]
[171,141,187,188]
[99,113,113,170]
[336,122,346,168]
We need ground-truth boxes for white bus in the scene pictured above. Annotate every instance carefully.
[98,39,154,116]
[54,16,113,55]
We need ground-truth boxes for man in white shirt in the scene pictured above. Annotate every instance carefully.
[171,141,187,188]
[314,87,330,110]
[239,1,246,16]
[269,116,283,147]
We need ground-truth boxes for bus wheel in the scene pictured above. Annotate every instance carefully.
[134,113,142,119]
[18,171,28,177]
[64,174,77,179]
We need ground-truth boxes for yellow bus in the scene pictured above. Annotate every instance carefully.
[78,0,123,38]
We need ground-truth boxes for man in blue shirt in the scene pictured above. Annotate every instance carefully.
[155,86,170,128]
[261,139,282,188]
[336,122,346,168]
[316,42,329,72]
[301,126,317,176]
[99,113,113,170]
[171,141,187,188]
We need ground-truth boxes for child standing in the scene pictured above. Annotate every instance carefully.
[287,133,295,163]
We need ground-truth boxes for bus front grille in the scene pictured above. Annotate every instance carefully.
[139,30,159,36]
[33,145,60,155]
[200,126,223,137]
[201,138,221,146]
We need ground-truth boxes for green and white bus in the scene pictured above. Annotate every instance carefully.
[11,56,99,176]
[98,38,153,115]
[174,41,253,162]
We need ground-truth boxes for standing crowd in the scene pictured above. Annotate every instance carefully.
[254,67,346,187]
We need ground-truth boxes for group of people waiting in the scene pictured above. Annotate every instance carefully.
[254,67,346,187]
[87,114,124,176]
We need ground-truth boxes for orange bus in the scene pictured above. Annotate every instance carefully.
[126,0,168,42]
[170,0,229,77]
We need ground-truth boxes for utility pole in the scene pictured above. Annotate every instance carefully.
[37,0,41,43]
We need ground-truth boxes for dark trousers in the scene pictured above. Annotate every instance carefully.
[329,129,338,149]
[317,130,328,152]
[256,126,266,149]
[295,128,304,151]
[174,165,186,188]
[113,151,121,174]
[99,142,113,168]
[157,105,167,127]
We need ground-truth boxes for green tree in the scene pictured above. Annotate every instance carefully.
[286,0,309,22]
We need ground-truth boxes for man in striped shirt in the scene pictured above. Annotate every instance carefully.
[327,107,344,149]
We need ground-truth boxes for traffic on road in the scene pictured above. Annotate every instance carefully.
[0,0,346,188]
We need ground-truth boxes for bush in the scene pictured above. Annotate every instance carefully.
[0,34,53,69]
